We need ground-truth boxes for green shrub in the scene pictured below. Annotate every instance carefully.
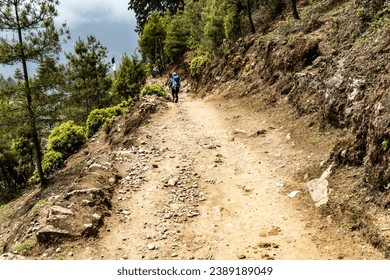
[13,237,36,254]
[382,139,389,151]
[31,199,53,212]
[42,120,86,174]
[85,100,131,138]
[190,55,209,78]
[47,121,86,158]
[141,84,167,97]
[42,150,64,174]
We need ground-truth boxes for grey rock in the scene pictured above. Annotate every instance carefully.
[168,178,177,186]
[64,188,104,199]
[49,205,74,216]
[0,253,26,260]
[306,165,333,207]
[88,163,109,172]
[36,225,73,244]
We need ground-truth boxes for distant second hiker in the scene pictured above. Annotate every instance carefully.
[169,72,180,103]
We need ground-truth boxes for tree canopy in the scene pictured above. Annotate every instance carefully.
[0,0,68,185]
[128,0,185,32]
[64,35,112,123]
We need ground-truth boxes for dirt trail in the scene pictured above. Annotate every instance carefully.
[71,91,384,260]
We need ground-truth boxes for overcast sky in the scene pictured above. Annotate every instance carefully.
[1,0,138,78]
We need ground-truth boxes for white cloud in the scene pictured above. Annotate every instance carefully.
[56,0,135,27]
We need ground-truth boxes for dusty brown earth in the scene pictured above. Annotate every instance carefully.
[54,88,383,260]
[0,0,388,262]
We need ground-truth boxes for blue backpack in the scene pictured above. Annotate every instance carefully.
[172,78,178,90]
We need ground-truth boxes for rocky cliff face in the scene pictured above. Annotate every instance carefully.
[200,0,389,197]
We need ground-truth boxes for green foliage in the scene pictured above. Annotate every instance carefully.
[141,84,167,97]
[178,0,205,52]
[138,12,167,66]
[13,237,36,254]
[370,7,390,29]
[164,12,190,62]
[31,199,53,212]
[202,0,226,54]
[42,150,64,174]
[223,0,245,45]
[190,54,209,78]
[64,35,112,123]
[382,139,389,151]
[85,100,131,138]
[42,121,87,174]
[112,54,147,100]
[257,0,286,18]
[0,0,70,184]
[128,0,184,32]
[0,0,69,65]
[348,206,364,230]
[47,121,86,158]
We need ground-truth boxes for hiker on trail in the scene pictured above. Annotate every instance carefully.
[169,72,180,103]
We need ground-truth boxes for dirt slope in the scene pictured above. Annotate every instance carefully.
[1,0,388,259]
[55,90,383,260]
[0,84,386,260]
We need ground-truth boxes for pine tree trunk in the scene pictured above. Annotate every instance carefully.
[291,0,300,20]
[14,2,45,185]
[247,0,256,34]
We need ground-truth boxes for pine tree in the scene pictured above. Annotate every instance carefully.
[0,0,68,185]
[128,0,185,32]
[202,0,226,54]
[138,12,167,68]
[112,54,147,100]
[65,35,112,123]
[34,57,66,130]
[164,12,190,63]
[0,75,32,197]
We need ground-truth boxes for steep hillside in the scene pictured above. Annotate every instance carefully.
[0,0,388,260]
[196,0,390,255]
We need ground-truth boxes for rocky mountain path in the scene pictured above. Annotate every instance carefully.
[71,91,383,260]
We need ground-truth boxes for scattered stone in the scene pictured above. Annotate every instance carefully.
[233,129,246,135]
[81,199,94,207]
[83,223,98,237]
[49,205,74,216]
[307,179,328,207]
[171,253,178,257]
[92,213,102,221]
[147,243,157,250]
[187,210,200,217]
[288,191,301,198]
[168,178,177,186]
[0,253,26,260]
[307,165,333,207]
[88,163,109,172]
[251,129,267,137]
[64,188,104,200]
[237,254,246,259]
